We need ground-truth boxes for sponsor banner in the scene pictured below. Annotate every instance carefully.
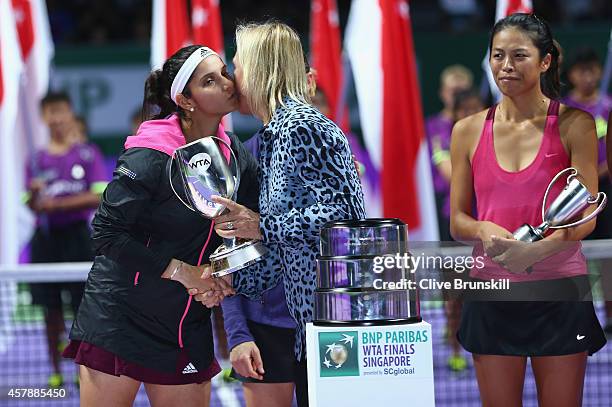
[52,65,148,137]
[307,322,435,406]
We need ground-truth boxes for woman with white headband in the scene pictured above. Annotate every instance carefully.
[62,44,258,407]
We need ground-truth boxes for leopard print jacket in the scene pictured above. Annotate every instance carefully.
[234,98,366,360]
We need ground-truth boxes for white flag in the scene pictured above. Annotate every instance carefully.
[12,0,55,252]
[0,0,25,265]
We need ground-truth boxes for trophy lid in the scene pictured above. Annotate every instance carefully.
[323,218,405,229]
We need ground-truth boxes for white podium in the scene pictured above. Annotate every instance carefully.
[306,321,435,406]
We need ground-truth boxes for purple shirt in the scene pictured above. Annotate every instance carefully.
[425,113,453,217]
[27,142,107,228]
[560,94,612,166]
[221,134,296,351]
[222,282,296,350]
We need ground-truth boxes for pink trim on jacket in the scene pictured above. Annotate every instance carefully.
[124,114,231,161]
[124,114,231,347]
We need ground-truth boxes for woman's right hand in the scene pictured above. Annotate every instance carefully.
[230,341,264,380]
[163,260,234,300]
[477,221,513,257]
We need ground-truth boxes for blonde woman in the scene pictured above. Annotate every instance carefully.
[192,22,366,406]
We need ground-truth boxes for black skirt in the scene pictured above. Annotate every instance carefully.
[230,320,296,383]
[457,276,607,356]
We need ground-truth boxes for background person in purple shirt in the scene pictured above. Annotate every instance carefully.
[561,46,611,177]
[25,91,108,388]
[426,64,473,241]
[560,47,612,334]
[425,65,473,372]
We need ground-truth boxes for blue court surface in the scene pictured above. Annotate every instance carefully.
[0,304,609,406]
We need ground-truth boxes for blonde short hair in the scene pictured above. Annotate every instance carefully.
[235,22,310,122]
[440,65,473,88]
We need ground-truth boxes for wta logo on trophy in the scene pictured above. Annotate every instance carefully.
[188,153,212,174]
[318,331,359,377]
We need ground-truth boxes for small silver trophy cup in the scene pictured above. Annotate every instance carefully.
[169,137,267,277]
[513,167,607,242]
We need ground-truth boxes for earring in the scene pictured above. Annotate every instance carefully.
[189,107,195,112]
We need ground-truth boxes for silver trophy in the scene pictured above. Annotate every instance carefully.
[314,219,420,325]
[169,136,267,277]
[513,167,607,242]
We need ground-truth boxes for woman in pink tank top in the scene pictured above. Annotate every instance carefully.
[450,13,605,407]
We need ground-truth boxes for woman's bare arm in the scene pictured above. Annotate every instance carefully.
[449,113,513,244]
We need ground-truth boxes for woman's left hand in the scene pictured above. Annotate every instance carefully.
[212,195,263,240]
[488,236,539,274]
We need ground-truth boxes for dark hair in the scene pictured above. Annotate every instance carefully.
[142,45,202,121]
[40,91,71,109]
[452,88,482,113]
[130,106,144,125]
[489,13,561,99]
[566,46,600,71]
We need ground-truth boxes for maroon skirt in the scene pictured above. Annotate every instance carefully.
[63,340,221,385]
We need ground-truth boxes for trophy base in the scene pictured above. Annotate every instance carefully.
[210,240,268,278]
[513,224,544,242]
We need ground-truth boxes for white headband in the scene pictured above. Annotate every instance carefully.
[170,47,219,104]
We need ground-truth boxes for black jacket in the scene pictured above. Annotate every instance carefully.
[69,132,259,373]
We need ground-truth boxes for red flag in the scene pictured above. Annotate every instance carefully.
[151,0,191,69]
[496,0,533,20]
[191,0,224,56]
[346,0,438,238]
[380,0,423,227]
[166,0,191,58]
[12,0,34,59]
[309,0,348,131]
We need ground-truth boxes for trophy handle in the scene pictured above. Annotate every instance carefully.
[549,192,608,229]
[541,167,578,223]
[168,151,198,212]
[209,136,241,201]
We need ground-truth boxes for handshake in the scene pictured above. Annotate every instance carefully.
[162,259,235,307]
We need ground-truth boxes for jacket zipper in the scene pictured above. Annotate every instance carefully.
[178,221,215,348]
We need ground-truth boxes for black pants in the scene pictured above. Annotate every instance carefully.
[29,222,93,311]
[294,357,309,407]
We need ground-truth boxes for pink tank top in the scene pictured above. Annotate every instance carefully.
[471,100,586,282]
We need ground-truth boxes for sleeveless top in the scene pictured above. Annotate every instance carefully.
[471,100,586,282]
